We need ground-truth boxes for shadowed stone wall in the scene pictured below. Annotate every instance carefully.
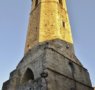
[2,40,93,90]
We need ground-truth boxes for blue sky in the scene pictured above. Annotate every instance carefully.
[0,0,95,89]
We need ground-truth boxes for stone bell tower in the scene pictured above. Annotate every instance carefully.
[2,0,93,90]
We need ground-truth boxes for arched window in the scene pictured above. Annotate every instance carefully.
[62,21,65,28]
[69,62,75,74]
[59,0,63,5]
[21,68,34,84]
[35,0,38,6]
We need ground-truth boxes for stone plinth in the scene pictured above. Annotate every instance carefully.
[2,39,93,90]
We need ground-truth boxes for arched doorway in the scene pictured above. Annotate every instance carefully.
[21,68,34,84]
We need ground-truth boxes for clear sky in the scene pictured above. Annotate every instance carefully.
[0,0,95,89]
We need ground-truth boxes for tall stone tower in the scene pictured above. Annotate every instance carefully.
[2,0,93,90]
[25,0,73,54]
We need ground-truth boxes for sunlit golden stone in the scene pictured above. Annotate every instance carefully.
[25,0,73,53]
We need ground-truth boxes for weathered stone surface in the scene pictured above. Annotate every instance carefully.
[94,87,95,90]
[2,40,93,90]
[25,0,73,53]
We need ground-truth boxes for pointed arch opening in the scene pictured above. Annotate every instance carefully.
[69,62,75,73]
[21,68,34,84]
[59,0,63,5]
[35,0,38,6]
[68,62,75,79]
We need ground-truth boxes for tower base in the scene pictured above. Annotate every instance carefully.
[2,39,93,90]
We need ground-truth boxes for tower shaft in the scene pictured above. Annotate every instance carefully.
[25,0,73,53]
